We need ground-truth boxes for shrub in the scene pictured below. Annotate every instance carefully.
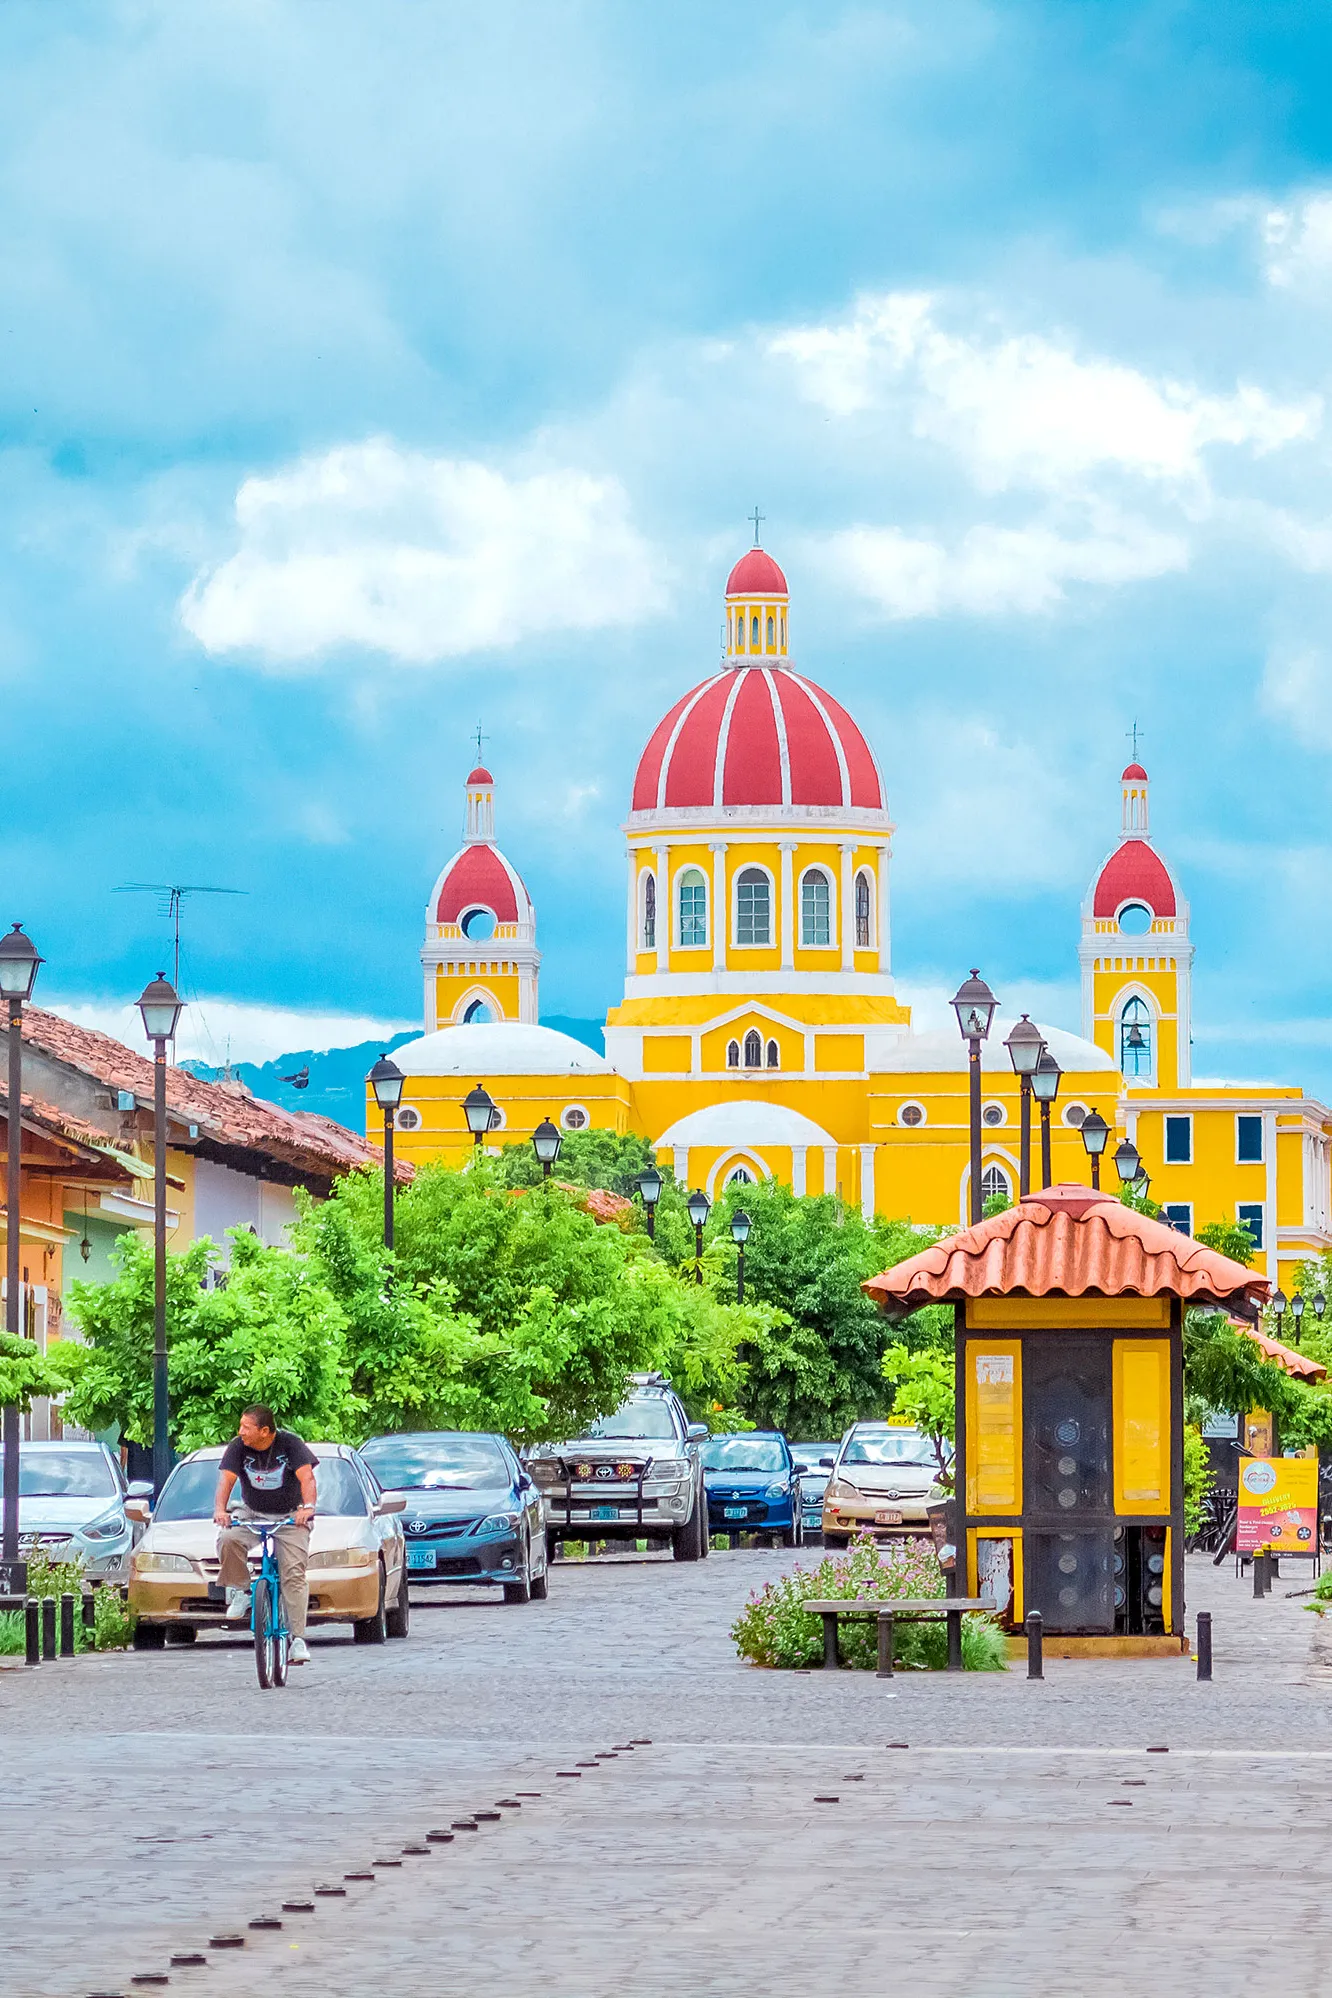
[730,1533,1008,1671]
[0,1546,136,1654]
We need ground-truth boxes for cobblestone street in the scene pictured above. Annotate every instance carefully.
[6,1548,1332,1996]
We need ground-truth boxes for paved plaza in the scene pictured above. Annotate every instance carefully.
[6,1548,1332,1996]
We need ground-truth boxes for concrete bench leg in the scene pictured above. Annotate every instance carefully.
[822,1612,840,1670]
[877,1612,894,1679]
[947,1607,963,1672]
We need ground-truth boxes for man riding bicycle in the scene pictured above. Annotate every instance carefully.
[215,1405,318,1667]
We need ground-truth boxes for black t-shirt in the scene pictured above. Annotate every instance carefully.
[220,1430,319,1517]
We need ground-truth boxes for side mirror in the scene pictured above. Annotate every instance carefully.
[518,1473,533,1491]
[820,1456,835,1469]
[126,1480,154,1499]
[686,1423,709,1443]
[793,1462,809,1475]
[124,1498,152,1523]
[375,1494,408,1516]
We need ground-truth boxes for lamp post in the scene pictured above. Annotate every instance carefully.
[1078,1108,1110,1190]
[686,1187,711,1285]
[1030,1048,1061,1190]
[0,923,41,1586]
[532,1118,562,1180]
[462,1083,496,1148]
[637,1164,662,1240]
[368,1055,405,1251]
[1292,1292,1306,1337]
[1113,1137,1141,1194]
[136,972,184,1500]
[730,1208,751,1304]
[1315,1291,1327,1322]
[951,970,999,1225]
[1003,1014,1047,1199]
[1272,1287,1288,1336]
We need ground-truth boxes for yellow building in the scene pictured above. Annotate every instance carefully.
[378,541,1332,1283]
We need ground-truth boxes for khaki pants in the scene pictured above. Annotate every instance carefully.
[217,1510,311,1639]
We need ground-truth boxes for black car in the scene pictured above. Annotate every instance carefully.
[358,1431,549,1604]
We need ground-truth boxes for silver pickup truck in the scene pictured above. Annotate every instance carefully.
[527,1374,711,1563]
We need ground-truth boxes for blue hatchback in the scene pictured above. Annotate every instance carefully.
[701,1432,802,1546]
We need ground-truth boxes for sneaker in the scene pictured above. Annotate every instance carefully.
[225,1587,250,1622]
[289,1637,309,1665]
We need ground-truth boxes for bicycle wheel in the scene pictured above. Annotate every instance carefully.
[272,1614,289,1688]
[253,1576,275,1690]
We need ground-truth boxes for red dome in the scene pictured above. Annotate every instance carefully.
[726,548,788,596]
[631,666,884,814]
[467,765,494,785]
[1122,762,1148,781]
[1092,840,1176,919]
[435,844,522,924]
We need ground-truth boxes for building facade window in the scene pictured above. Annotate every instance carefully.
[726,1039,740,1068]
[780,614,786,648]
[677,867,708,947]
[560,1105,589,1131]
[899,1102,925,1127]
[1164,1115,1192,1164]
[642,871,656,950]
[801,868,832,947]
[751,613,760,645]
[395,1105,422,1132]
[1236,1115,1264,1163]
[765,1039,779,1068]
[982,1102,1005,1127]
[463,998,494,1024]
[1237,1201,1264,1250]
[766,614,775,647]
[980,1163,1011,1207]
[855,870,872,948]
[1063,1102,1087,1127]
[743,1028,762,1068]
[1162,1202,1192,1235]
[735,866,771,946]
[1119,996,1153,1078]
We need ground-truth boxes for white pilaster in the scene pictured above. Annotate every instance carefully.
[876,844,892,976]
[673,1146,689,1187]
[655,844,670,975]
[711,842,727,972]
[822,1145,838,1196]
[791,1145,807,1196]
[859,1144,876,1221]
[780,841,797,970]
[840,843,855,971]
[1264,1110,1279,1281]
[625,848,638,975]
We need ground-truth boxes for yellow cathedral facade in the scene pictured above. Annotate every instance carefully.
[374,544,1332,1290]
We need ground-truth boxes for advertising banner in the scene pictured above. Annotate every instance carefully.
[1235,1455,1319,1555]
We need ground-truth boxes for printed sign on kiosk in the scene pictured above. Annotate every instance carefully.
[1236,1456,1318,1554]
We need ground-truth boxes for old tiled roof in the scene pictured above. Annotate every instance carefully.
[1241,1327,1327,1381]
[19,1008,410,1185]
[864,1185,1268,1318]
[0,1085,142,1177]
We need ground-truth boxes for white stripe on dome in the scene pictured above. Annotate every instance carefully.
[425,845,467,926]
[791,672,851,808]
[656,675,722,811]
[712,669,748,811]
[761,669,792,806]
[493,846,534,922]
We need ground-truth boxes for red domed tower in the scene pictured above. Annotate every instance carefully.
[422,764,540,1028]
[1080,762,1192,1088]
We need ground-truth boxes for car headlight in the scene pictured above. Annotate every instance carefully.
[132,1551,194,1574]
[826,1477,859,1503]
[764,1482,787,1500]
[79,1506,129,1543]
[310,1547,376,1568]
[650,1458,690,1479]
[527,1460,560,1485]
[477,1512,520,1535]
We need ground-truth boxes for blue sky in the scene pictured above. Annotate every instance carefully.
[9,1,1332,1091]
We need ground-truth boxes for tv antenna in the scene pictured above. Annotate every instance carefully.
[113,883,247,990]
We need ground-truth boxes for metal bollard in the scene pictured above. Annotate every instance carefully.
[41,1595,56,1661]
[81,1589,96,1633]
[24,1597,39,1666]
[59,1592,75,1658]
[1196,1610,1212,1681]
[1026,1609,1044,1680]
[1252,1551,1267,1598]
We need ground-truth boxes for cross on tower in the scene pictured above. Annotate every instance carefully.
[1126,719,1145,760]
[473,722,488,760]
[749,506,765,547]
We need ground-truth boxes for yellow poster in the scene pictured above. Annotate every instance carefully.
[1236,1456,1318,1554]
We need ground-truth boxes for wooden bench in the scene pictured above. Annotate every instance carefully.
[802,1596,997,1677]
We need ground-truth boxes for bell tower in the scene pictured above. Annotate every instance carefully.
[422,764,541,1029]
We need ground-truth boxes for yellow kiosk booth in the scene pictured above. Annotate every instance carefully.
[865,1186,1268,1655]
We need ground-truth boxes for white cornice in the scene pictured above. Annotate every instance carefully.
[620,970,901,1000]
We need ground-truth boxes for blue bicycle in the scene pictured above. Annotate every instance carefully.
[244,1516,294,1690]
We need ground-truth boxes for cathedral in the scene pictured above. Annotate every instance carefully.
[376,544,1332,1291]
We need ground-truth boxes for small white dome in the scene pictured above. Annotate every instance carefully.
[653,1100,837,1149]
[872,1023,1116,1075]
[393,1021,610,1077]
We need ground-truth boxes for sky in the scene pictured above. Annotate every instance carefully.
[8,1,1332,1091]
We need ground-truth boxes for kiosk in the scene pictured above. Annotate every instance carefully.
[865,1185,1268,1655]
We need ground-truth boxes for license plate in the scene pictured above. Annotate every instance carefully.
[406,1546,437,1570]
[875,1510,903,1526]
[723,1506,748,1520]
[590,1505,618,1521]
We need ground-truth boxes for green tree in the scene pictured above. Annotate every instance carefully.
[0,1331,79,1410]
[1195,1219,1258,1266]
[879,1343,955,1483]
[492,1128,659,1199]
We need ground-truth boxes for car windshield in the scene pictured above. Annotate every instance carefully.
[841,1430,935,1468]
[586,1401,678,1441]
[700,1437,787,1473]
[153,1453,369,1521]
[1,1449,116,1498]
[794,1445,836,1465]
[359,1435,510,1491]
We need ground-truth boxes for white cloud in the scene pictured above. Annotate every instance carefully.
[891,717,1089,894]
[1261,644,1332,751]
[898,976,1083,1039]
[1263,195,1332,289]
[49,996,417,1069]
[817,512,1187,619]
[180,439,667,666]
[768,291,1319,493]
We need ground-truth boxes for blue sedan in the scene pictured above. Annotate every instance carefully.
[701,1432,802,1547]
[358,1431,549,1604]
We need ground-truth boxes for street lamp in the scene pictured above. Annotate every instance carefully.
[1113,1138,1141,1189]
[1030,1048,1061,1190]
[637,1164,662,1240]
[730,1208,751,1304]
[136,972,184,1500]
[951,969,999,1225]
[368,1055,405,1252]
[1272,1287,1288,1334]
[532,1118,562,1180]
[686,1187,711,1285]
[1292,1292,1306,1335]
[1078,1108,1110,1190]
[1315,1291,1327,1321]
[462,1083,496,1146]
[0,923,41,1588]
[1004,1014,1047,1199]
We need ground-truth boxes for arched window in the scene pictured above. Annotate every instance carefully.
[744,1028,763,1068]
[726,1165,753,1186]
[766,1038,779,1068]
[801,868,831,947]
[735,866,771,946]
[726,1039,740,1068]
[751,613,760,645]
[780,614,786,649]
[642,872,656,950]
[980,1163,1011,1209]
[766,614,775,647]
[677,868,707,947]
[1119,996,1152,1078]
[463,998,493,1025]
[855,870,872,949]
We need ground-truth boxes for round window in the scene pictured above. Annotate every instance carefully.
[560,1105,588,1131]
[394,1106,422,1133]
[460,906,497,940]
[981,1103,1005,1127]
[899,1103,925,1127]
[1063,1102,1087,1127]
[1117,902,1152,936]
